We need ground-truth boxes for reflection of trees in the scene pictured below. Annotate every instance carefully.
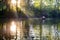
[0,0,60,40]
[28,18,60,40]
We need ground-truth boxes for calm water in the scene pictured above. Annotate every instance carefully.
[2,18,60,40]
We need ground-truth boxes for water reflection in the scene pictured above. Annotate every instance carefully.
[28,18,60,40]
[1,18,60,40]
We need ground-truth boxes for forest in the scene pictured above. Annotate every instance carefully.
[0,0,60,40]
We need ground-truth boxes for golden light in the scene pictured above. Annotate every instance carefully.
[17,0,21,8]
[10,21,16,32]
[11,0,16,5]
[10,0,21,11]
[10,0,17,11]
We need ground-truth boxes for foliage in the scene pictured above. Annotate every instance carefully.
[0,0,6,11]
[0,0,60,18]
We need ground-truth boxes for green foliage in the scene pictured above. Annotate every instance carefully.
[0,1,6,11]
[33,0,40,8]
[58,23,60,31]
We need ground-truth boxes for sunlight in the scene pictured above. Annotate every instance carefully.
[10,0,21,11]
[10,0,17,11]
[44,2,48,6]
[10,21,16,32]
[11,0,16,5]
[8,0,34,17]
[42,1,49,6]
[33,0,40,8]
[17,0,21,8]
